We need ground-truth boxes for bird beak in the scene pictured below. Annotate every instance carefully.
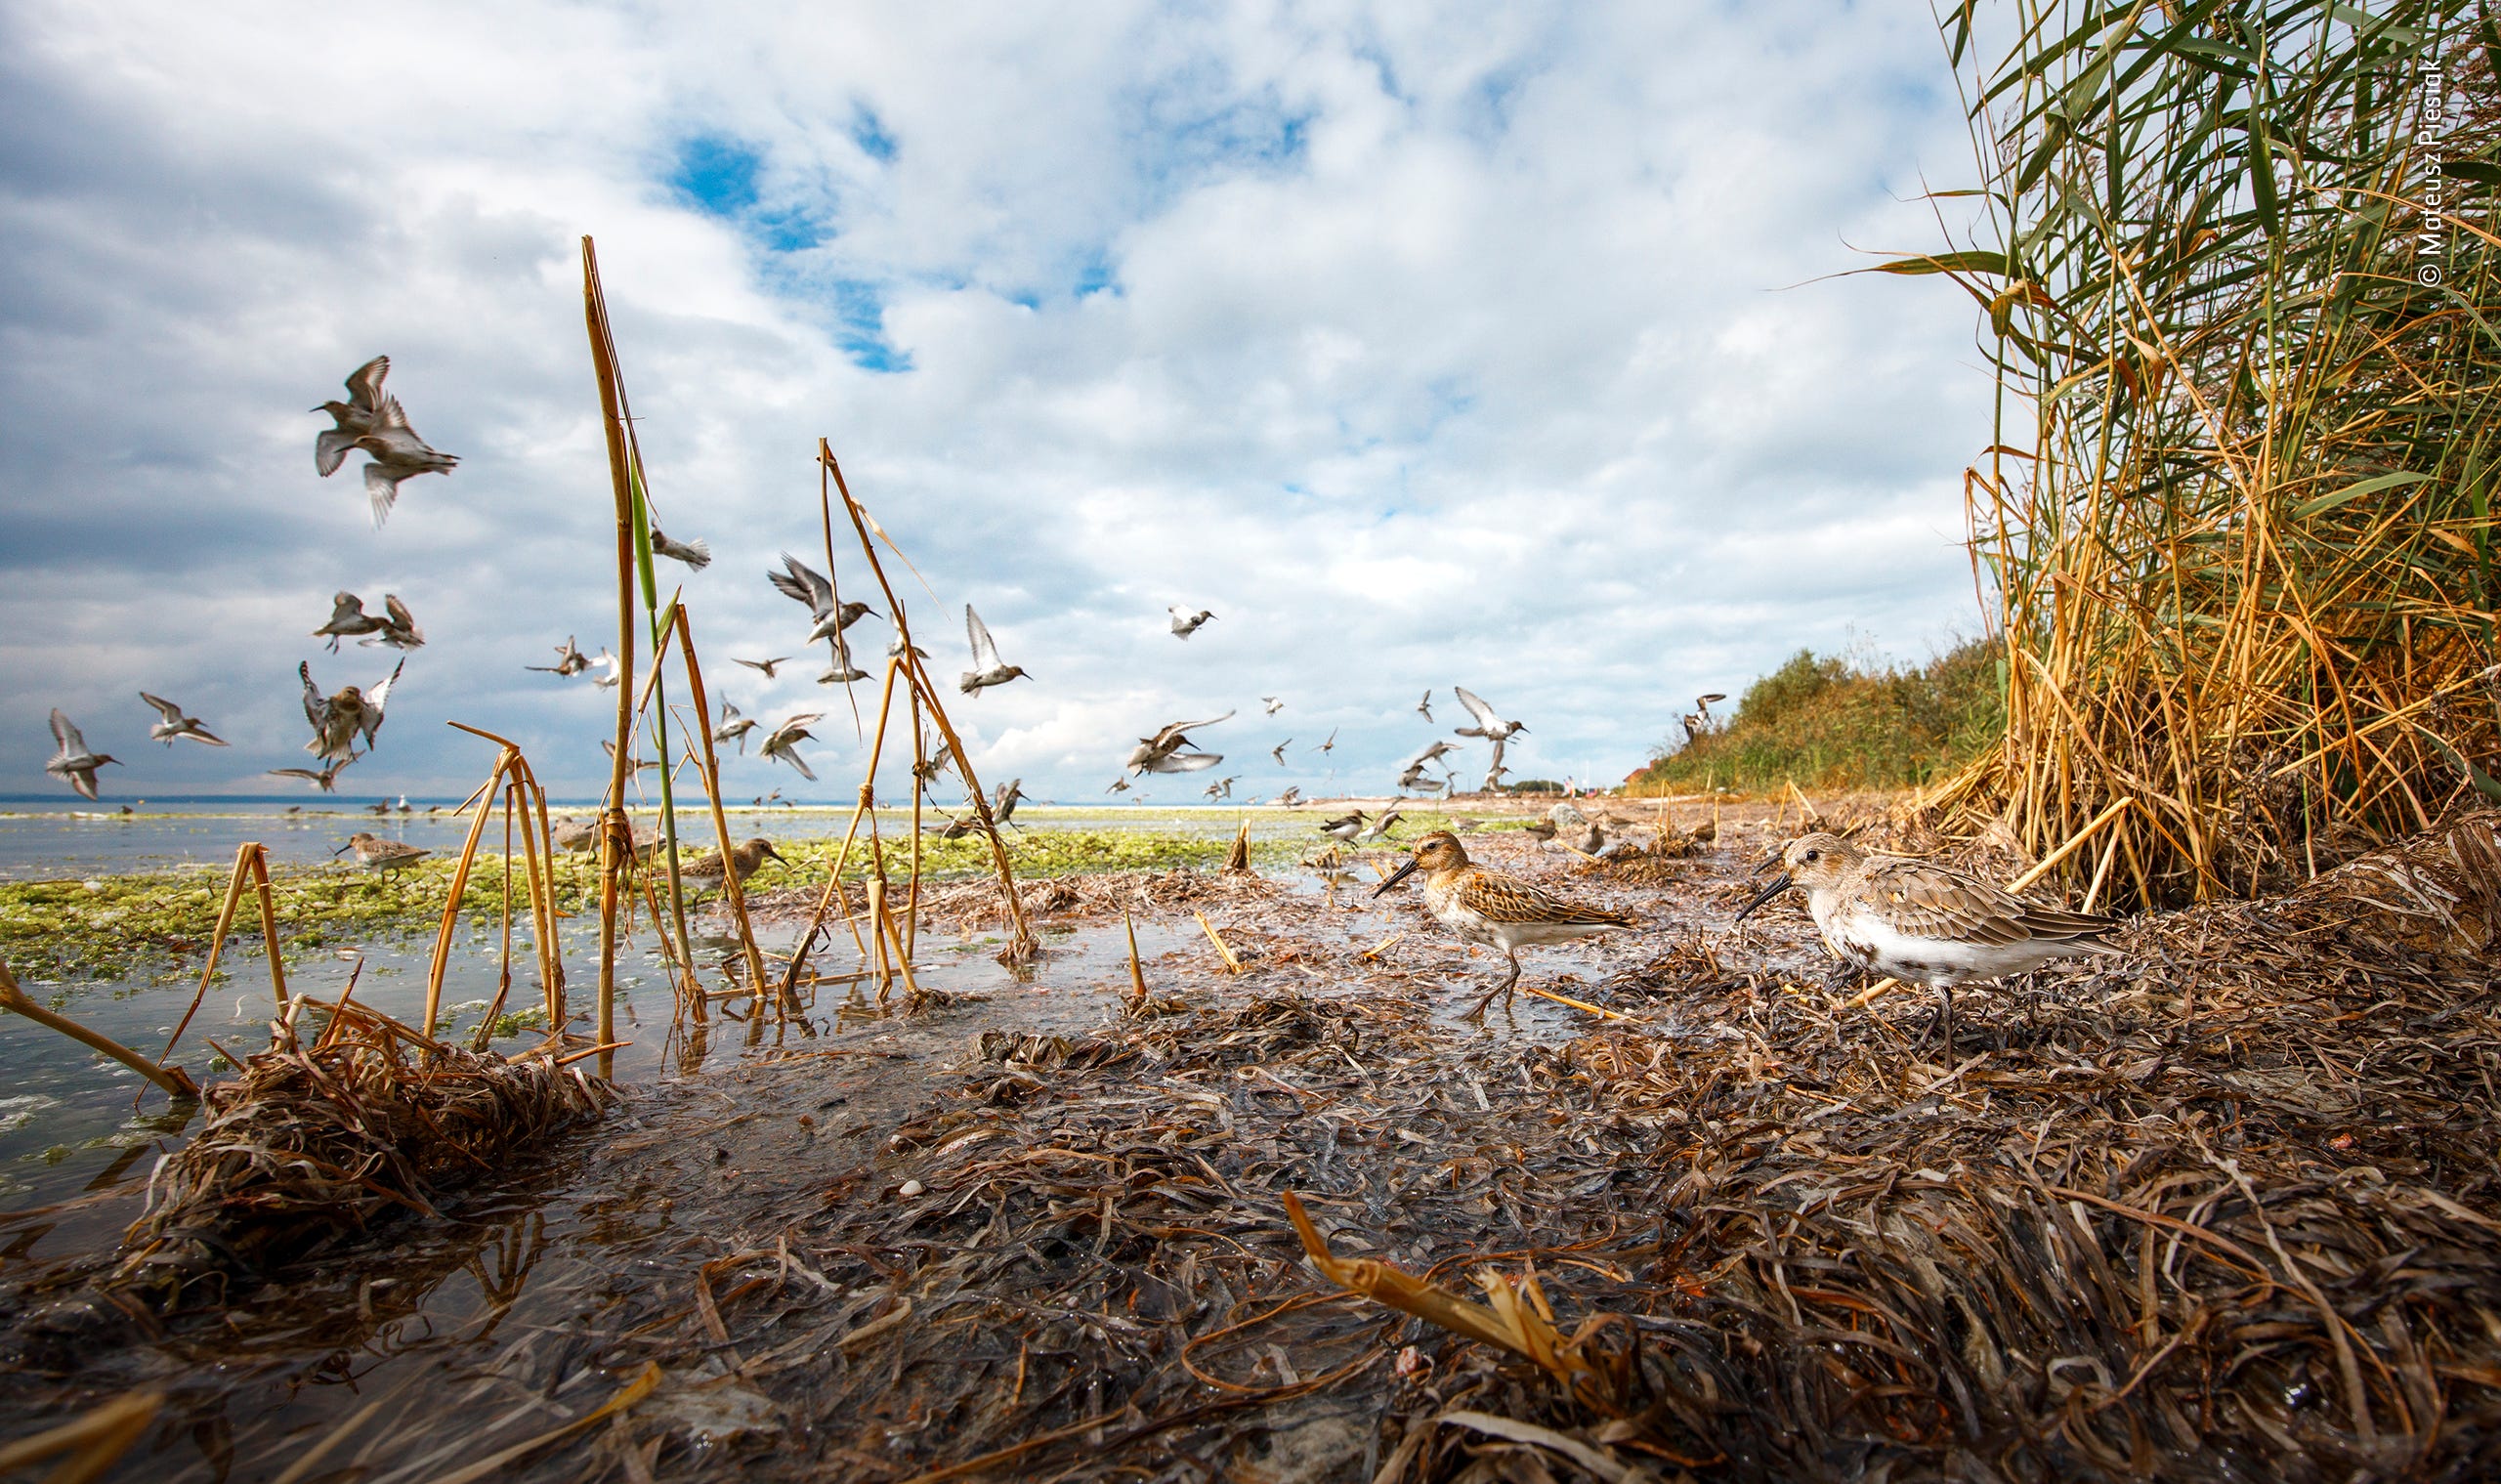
[1732,872,1793,924]
[330,842,352,857]
[763,845,788,867]
[1373,858,1420,897]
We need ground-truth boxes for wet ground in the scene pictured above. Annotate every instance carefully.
[7,798,2499,1482]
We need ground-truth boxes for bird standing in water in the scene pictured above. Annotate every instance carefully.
[1377,831,1638,1018]
[1733,831,2117,1053]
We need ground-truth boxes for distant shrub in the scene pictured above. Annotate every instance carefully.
[1631,639,2002,795]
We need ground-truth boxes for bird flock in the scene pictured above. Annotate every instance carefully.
[39,352,1554,831]
[40,356,463,804]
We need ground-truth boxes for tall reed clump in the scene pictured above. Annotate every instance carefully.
[1907,1,2501,908]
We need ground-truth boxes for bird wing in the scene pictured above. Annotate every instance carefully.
[1461,870,1632,927]
[372,394,411,432]
[361,659,405,744]
[771,554,832,615]
[49,708,81,755]
[139,692,184,724]
[1453,686,1501,731]
[383,593,416,632]
[965,606,1001,668]
[267,768,319,782]
[362,462,403,527]
[778,745,817,781]
[345,355,390,411]
[326,592,365,626]
[1145,751,1223,773]
[316,427,360,478]
[1860,859,2108,947]
[299,662,328,729]
[1150,710,1235,747]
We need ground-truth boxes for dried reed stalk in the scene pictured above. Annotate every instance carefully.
[1,960,197,1100]
[1914,3,2500,907]
[159,841,286,1070]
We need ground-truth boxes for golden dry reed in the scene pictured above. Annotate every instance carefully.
[1903,1,2499,907]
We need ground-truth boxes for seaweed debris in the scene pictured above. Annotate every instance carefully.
[112,996,615,1304]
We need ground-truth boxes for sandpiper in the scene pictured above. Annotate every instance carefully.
[529,636,592,676]
[1106,777,1131,794]
[1261,696,1285,715]
[300,658,403,764]
[1313,728,1338,754]
[1202,776,1236,801]
[650,529,712,571]
[352,396,458,527]
[312,356,392,477]
[1270,740,1292,765]
[366,594,424,650]
[139,693,228,746]
[1277,785,1302,807]
[600,739,662,775]
[819,634,869,685]
[1396,763,1446,795]
[1733,831,2119,1052]
[45,710,118,800]
[590,649,623,690]
[1127,711,1232,774]
[994,778,1029,827]
[1453,687,1527,743]
[1168,607,1215,638]
[550,818,600,853]
[760,713,824,781]
[1376,830,1638,1017]
[1318,810,1367,842]
[680,836,786,892]
[713,700,757,754]
[1355,807,1402,843]
[959,606,1030,695]
[1416,690,1434,723]
[770,555,879,644]
[733,656,793,679]
[313,591,387,652]
[337,830,429,880]
[268,759,353,792]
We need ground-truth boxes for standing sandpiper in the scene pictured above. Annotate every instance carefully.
[679,837,787,893]
[1734,831,2117,1052]
[1375,831,1638,1018]
[337,830,429,880]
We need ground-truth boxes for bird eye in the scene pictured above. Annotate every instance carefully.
[1802,849,1819,862]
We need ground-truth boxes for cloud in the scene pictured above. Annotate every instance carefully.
[0,1,1997,807]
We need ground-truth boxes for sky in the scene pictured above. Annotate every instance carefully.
[0,1,2000,807]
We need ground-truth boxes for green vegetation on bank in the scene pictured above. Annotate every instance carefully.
[1629,640,2003,796]
[0,828,1304,978]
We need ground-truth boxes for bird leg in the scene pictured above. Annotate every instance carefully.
[1924,984,1955,1059]
[1464,952,1524,1020]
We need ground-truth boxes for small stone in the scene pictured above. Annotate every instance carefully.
[898,1179,924,1199]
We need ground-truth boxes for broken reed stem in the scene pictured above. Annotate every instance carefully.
[442,724,572,1048]
[780,657,906,1003]
[908,690,927,959]
[2,960,197,1101]
[817,440,1036,962]
[583,234,638,1073]
[248,847,286,1008]
[0,1391,163,1479]
[498,783,516,1028]
[868,876,891,1004]
[1123,907,1148,1006]
[159,841,267,1069]
[879,895,921,1001]
[1194,912,1244,973]
[425,749,508,1042]
[671,604,767,1016]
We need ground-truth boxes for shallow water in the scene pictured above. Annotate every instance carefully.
[0,800,1330,882]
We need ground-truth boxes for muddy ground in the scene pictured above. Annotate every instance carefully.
[4,797,2500,1482]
